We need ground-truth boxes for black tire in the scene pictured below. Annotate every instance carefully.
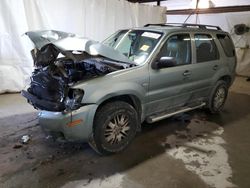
[89,101,139,155]
[208,80,228,114]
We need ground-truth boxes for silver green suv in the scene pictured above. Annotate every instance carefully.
[22,23,236,154]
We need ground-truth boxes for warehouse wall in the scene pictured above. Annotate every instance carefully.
[0,0,166,93]
[161,0,250,10]
[163,0,250,77]
[167,12,250,77]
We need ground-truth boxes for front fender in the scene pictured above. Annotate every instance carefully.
[74,81,147,122]
[90,82,146,105]
[73,65,149,104]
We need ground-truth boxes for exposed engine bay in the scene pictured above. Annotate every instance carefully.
[22,30,135,112]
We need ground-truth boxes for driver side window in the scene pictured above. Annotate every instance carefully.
[158,34,191,66]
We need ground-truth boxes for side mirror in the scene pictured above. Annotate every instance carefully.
[152,57,177,69]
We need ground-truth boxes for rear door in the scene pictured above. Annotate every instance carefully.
[146,33,194,115]
[186,33,221,100]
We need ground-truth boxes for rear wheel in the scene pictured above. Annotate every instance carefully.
[208,80,228,113]
[89,101,138,155]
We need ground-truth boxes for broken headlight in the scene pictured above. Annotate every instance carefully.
[65,89,84,110]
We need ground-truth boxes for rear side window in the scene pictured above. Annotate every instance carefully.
[217,34,235,57]
[195,34,219,63]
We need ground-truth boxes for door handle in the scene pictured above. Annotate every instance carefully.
[213,65,218,70]
[183,70,191,76]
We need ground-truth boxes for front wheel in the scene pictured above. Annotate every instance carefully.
[89,101,139,155]
[208,80,228,114]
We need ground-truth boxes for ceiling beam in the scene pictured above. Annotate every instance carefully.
[166,5,250,15]
[127,0,165,3]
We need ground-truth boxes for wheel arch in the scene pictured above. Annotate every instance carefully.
[218,75,232,87]
[95,94,143,131]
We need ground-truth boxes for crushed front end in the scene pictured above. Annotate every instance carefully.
[22,30,135,113]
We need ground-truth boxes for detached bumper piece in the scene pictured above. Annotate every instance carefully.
[21,90,65,112]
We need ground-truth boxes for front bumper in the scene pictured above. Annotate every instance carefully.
[21,90,65,112]
[38,104,98,141]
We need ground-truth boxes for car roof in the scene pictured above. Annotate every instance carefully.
[132,23,228,35]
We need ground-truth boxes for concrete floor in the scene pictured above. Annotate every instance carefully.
[0,77,250,188]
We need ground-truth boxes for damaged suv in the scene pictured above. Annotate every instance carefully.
[22,23,236,155]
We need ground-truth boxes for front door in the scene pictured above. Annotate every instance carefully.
[146,33,193,116]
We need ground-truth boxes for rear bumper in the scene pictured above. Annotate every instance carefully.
[38,104,98,141]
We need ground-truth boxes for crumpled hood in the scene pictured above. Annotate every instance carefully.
[25,30,134,64]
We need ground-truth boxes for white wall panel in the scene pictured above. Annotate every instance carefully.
[162,0,250,10]
[0,0,166,93]
[167,11,250,76]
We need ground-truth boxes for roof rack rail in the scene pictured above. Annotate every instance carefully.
[144,23,222,30]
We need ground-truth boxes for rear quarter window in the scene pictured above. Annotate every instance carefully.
[217,34,235,57]
[194,34,219,63]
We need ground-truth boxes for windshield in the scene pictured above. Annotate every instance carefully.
[103,30,163,65]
